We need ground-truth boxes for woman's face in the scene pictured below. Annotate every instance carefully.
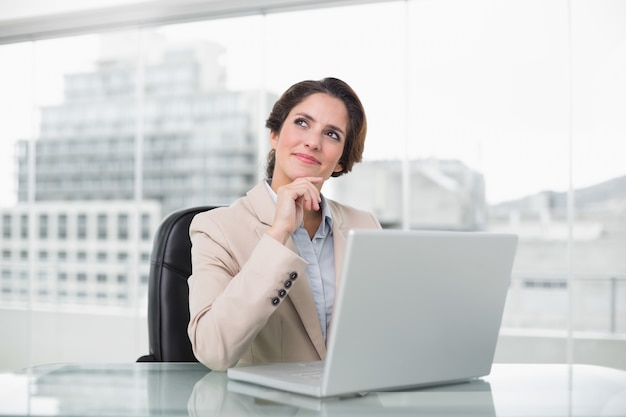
[270,92,348,189]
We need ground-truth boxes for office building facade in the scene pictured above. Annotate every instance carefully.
[16,38,275,215]
[1,201,160,308]
[328,158,487,230]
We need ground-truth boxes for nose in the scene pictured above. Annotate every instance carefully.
[304,131,321,150]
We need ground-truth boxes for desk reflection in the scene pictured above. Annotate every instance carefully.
[16,362,207,416]
[189,371,496,416]
[10,362,495,416]
[3,363,626,417]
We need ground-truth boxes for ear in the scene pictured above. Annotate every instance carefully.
[333,163,343,173]
[270,130,279,149]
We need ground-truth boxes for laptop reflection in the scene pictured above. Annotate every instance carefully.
[189,371,496,417]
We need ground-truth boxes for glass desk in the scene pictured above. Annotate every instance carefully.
[1,363,625,416]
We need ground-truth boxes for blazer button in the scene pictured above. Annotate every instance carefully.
[284,280,292,289]
[278,289,287,298]
[271,297,280,306]
[289,272,298,281]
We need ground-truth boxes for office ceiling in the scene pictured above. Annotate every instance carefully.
[0,0,392,44]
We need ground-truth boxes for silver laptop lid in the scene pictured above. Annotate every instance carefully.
[321,229,518,395]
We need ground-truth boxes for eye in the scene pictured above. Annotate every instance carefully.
[294,118,309,128]
[325,130,341,141]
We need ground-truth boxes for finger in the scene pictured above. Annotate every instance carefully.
[302,176,324,184]
[299,186,320,211]
[286,180,321,204]
[300,178,322,203]
[293,176,324,193]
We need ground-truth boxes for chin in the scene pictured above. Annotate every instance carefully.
[290,169,323,179]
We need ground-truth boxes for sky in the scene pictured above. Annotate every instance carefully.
[1,0,625,207]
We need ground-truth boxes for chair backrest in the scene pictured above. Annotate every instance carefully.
[138,206,218,362]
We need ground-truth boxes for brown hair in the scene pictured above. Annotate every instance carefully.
[265,77,367,179]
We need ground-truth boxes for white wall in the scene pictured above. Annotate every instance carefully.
[2,307,625,373]
[0,308,148,372]
[494,329,626,371]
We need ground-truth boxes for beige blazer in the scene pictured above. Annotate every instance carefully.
[187,180,381,371]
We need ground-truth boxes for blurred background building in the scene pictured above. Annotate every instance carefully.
[16,35,274,215]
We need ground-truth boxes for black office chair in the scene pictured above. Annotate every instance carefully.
[137,205,218,362]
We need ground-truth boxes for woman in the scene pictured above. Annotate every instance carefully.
[188,77,381,371]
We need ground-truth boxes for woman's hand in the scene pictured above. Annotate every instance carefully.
[267,177,323,244]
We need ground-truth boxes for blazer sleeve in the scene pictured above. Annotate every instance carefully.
[187,210,307,371]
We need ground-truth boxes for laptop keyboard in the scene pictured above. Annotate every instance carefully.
[287,362,324,380]
[288,369,323,379]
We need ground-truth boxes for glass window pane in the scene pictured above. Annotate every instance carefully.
[570,0,626,334]
[0,0,624,373]
[0,32,152,370]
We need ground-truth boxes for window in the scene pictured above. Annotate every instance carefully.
[77,214,87,240]
[117,213,128,240]
[2,215,10,238]
[38,214,48,239]
[140,214,151,241]
[58,214,68,239]
[0,0,624,373]
[20,214,28,239]
[97,214,107,240]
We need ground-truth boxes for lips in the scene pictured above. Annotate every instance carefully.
[294,153,321,165]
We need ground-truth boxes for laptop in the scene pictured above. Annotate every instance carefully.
[227,229,518,398]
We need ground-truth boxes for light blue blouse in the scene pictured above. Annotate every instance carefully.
[264,180,335,341]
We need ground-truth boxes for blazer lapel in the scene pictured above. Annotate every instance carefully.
[323,200,351,346]
[246,181,327,359]
[328,200,349,294]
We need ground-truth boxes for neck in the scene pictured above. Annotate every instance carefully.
[304,207,323,221]
[303,207,323,240]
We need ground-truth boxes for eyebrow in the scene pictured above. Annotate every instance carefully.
[295,112,346,137]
